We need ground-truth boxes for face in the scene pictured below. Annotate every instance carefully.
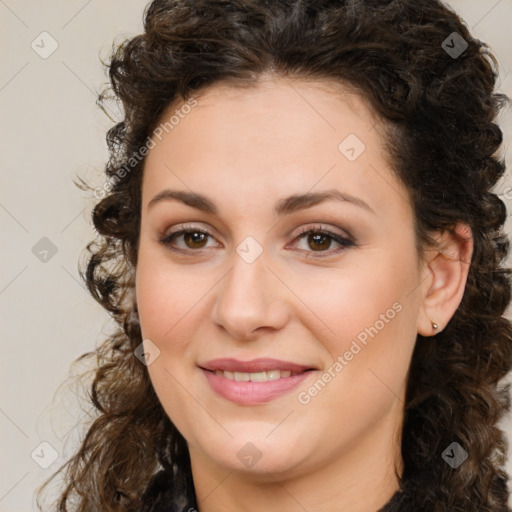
[135,77,424,480]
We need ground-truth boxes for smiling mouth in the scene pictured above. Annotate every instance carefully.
[198,357,317,400]
[200,363,316,405]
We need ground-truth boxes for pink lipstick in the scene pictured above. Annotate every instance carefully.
[199,358,315,405]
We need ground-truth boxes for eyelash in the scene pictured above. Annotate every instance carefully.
[159,223,355,258]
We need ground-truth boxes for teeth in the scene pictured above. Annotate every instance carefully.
[214,369,295,381]
[248,371,267,382]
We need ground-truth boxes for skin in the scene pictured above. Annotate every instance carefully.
[135,76,473,512]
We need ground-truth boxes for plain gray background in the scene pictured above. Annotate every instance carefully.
[1,1,512,510]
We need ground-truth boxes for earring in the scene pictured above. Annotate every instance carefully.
[431,321,438,330]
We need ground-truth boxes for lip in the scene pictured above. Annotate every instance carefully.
[199,358,315,373]
[199,358,316,405]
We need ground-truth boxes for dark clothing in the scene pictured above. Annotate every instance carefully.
[140,468,511,511]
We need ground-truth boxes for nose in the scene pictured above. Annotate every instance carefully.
[211,249,290,340]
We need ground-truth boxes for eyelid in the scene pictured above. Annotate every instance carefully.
[290,223,354,243]
[165,222,215,236]
[163,222,353,241]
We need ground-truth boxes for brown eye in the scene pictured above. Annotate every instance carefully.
[160,227,218,252]
[307,232,332,251]
[290,226,355,257]
[182,231,208,249]
[159,224,355,257]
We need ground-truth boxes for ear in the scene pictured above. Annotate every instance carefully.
[417,223,473,337]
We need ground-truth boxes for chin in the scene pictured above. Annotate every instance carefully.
[192,427,312,478]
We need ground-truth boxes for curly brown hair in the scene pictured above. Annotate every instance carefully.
[37,0,512,510]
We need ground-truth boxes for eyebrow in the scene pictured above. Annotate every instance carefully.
[147,188,375,216]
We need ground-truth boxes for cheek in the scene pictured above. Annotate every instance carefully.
[135,247,207,428]
[135,244,204,343]
[295,250,418,406]
[297,253,413,352]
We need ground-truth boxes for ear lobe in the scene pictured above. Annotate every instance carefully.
[417,223,473,337]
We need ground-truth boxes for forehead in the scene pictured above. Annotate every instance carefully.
[141,77,410,219]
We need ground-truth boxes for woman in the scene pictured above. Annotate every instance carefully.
[38,0,512,510]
